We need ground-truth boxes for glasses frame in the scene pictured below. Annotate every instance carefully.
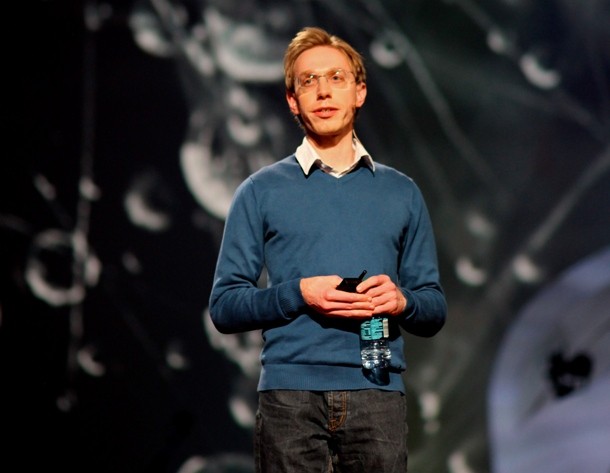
[295,69,355,91]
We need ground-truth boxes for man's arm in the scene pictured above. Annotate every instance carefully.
[209,179,305,334]
[394,185,447,337]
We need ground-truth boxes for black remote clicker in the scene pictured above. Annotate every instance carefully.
[336,270,367,293]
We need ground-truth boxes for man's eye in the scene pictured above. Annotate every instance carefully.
[331,70,348,82]
[303,75,316,86]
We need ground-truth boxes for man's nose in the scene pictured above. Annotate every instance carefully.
[316,76,332,97]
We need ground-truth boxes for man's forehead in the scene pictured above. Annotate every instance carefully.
[294,46,350,72]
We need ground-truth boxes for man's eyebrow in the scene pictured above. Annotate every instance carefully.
[299,68,344,74]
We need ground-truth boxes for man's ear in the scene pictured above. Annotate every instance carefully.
[356,82,367,108]
[286,90,299,115]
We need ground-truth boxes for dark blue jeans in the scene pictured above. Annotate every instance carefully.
[255,390,408,472]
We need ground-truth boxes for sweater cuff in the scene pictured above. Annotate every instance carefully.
[277,278,307,318]
[402,288,417,319]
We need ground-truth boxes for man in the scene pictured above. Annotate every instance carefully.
[209,26,447,472]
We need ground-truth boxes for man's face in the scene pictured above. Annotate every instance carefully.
[286,46,366,142]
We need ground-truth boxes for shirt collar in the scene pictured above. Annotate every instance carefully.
[295,134,375,177]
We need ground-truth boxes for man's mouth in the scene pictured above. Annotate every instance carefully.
[313,107,337,118]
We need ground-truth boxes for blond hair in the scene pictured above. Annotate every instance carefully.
[283,27,366,92]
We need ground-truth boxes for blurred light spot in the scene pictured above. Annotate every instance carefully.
[420,390,440,418]
[448,450,475,473]
[33,174,56,201]
[192,23,208,42]
[230,395,256,428]
[177,456,207,473]
[124,186,171,232]
[79,177,101,201]
[84,2,112,31]
[26,260,84,306]
[466,210,496,239]
[501,0,527,6]
[228,86,258,117]
[172,4,189,27]
[456,256,488,286]
[129,11,175,57]
[203,308,261,378]
[420,364,439,384]
[420,390,441,434]
[512,254,544,283]
[227,115,262,146]
[0,214,30,235]
[519,53,561,89]
[77,345,106,377]
[487,28,511,55]
[206,9,284,82]
[181,141,235,220]
[122,251,142,274]
[166,342,190,370]
[370,31,403,68]
[177,454,253,473]
[25,229,101,307]
[184,36,215,76]
[266,5,291,30]
[56,390,77,413]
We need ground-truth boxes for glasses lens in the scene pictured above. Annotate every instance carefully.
[297,70,352,89]
[328,70,347,87]
[299,73,317,88]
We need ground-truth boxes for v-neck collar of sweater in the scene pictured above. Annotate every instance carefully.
[294,134,375,178]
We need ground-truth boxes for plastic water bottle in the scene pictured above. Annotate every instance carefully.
[360,317,391,373]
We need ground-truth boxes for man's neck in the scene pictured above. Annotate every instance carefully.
[306,132,355,172]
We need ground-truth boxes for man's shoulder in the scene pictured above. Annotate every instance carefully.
[373,162,415,185]
[250,154,300,181]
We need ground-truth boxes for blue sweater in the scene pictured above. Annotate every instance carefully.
[209,155,446,393]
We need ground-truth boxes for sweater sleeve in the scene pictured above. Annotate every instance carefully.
[398,184,447,337]
[209,178,306,334]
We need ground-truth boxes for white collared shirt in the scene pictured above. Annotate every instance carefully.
[294,134,375,178]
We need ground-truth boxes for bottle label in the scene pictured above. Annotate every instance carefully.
[360,318,389,341]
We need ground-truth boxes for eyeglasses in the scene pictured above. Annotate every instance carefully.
[295,69,354,90]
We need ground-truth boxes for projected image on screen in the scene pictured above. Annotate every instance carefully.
[489,248,610,473]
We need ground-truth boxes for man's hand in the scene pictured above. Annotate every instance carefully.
[300,276,374,319]
[300,274,407,318]
[356,274,407,316]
